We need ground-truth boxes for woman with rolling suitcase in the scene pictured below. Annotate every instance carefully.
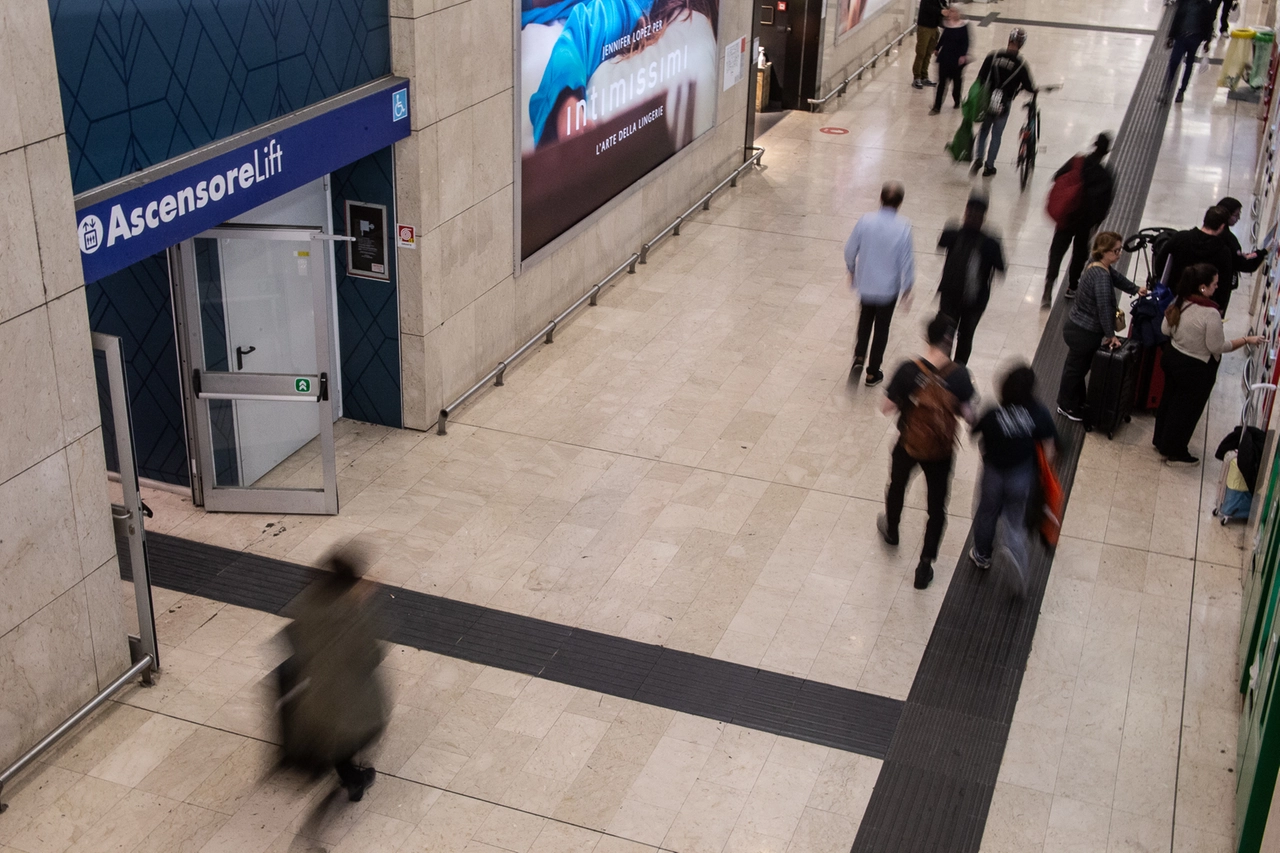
[1055,231,1144,423]
[1153,264,1262,464]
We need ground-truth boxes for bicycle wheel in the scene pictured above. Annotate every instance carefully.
[1019,134,1035,190]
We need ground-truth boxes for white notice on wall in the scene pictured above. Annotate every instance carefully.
[724,36,747,90]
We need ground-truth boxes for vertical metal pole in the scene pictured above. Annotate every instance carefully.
[311,235,340,514]
[92,333,159,678]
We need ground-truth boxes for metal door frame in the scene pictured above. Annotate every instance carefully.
[173,225,342,515]
[91,332,159,676]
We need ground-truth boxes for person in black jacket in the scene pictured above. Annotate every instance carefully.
[1216,196,1265,303]
[971,29,1036,178]
[936,195,1006,364]
[913,0,948,89]
[1152,206,1236,313]
[1043,133,1115,307]
[1163,0,1214,103]
[930,7,970,114]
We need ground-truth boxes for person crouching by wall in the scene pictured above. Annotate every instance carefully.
[277,551,389,802]
[1152,263,1262,464]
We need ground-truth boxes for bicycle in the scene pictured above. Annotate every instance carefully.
[1016,84,1060,192]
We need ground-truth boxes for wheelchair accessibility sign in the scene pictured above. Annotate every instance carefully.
[392,89,409,122]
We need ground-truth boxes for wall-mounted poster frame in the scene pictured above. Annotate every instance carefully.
[835,0,894,42]
[516,0,724,263]
[344,200,389,282]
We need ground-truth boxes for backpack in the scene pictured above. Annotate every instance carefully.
[1046,156,1084,226]
[901,360,961,462]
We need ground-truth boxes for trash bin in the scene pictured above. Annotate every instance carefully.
[755,62,771,112]
[1252,29,1276,89]
[1221,27,1257,88]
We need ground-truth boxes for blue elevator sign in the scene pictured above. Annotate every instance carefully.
[74,77,411,284]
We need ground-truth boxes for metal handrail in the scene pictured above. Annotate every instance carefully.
[436,146,765,435]
[639,146,764,264]
[807,24,917,111]
[0,654,155,812]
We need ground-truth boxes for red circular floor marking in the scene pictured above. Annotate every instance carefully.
[819,127,849,135]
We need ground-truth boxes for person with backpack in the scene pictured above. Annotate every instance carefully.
[1042,133,1115,307]
[970,364,1057,597]
[1152,206,1236,313]
[970,28,1036,178]
[1055,232,1145,422]
[936,194,1006,364]
[929,7,970,115]
[1162,0,1214,104]
[878,313,977,590]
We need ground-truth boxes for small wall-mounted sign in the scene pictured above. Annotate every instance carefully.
[776,2,787,12]
[345,200,390,281]
[396,223,416,249]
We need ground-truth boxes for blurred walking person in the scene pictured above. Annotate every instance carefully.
[1042,133,1115,307]
[970,364,1057,596]
[1162,0,1213,104]
[878,313,976,590]
[846,181,916,387]
[277,552,390,802]
[936,194,1006,364]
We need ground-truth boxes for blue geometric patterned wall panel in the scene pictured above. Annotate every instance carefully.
[86,253,190,486]
[49,0,391,194]
[330,147,402,428]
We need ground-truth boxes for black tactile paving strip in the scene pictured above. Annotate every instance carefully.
[122,531,903,758]
[850,11,1175,851]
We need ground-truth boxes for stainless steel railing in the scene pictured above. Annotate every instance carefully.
[807,24,917,112]
[436,146,765,435]
[0,655,154,813]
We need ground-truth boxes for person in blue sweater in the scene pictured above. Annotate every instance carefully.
[930,7,970,115]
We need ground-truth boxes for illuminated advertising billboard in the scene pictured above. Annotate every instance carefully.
[835,0,893,40]
[520,0,721,259]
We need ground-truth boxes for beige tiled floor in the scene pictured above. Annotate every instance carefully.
[4,1,1261,851]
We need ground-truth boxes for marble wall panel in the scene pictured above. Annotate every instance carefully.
[0,449,83,637]
[819,0,913,96]
[4,0,65,147]
[0,582,98,770]
[0,147,45,323]
[439,186,515,319]
[473,276,516,370]
[0,305,65,483]
[47,288,100,444]
[392,12,440,130]
[432,0,513,120]
[83,558,130,688]
[433,302,477,407]
[66,428,116,578]
[26,135,83,301]
[0,6,23,155]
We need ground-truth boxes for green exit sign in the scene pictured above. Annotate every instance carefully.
[295,378,311,394]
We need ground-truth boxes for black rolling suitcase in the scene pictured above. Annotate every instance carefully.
[1087,338,1140,439]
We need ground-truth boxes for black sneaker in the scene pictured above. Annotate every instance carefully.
[876,513,899,547]
[913,561,934,590]
[346,766,377,802]
[865,370,884,387]
[1175,90,1185,104]
[1064,287,1077,299]
[970,160,983,175]
[982,166,997,177]
[928,108,940,115]
[1056,406,1084,423]
[922,79,937,87]
[1165,452,1200,465]
[912,79,924,90]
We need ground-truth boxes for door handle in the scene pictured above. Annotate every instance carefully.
[235,345,256,370]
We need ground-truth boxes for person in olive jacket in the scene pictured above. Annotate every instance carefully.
[913,0,949,89]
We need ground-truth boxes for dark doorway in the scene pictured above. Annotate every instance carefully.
[755,0,822,111]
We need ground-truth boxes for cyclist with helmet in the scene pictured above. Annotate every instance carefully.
[971,28,1036,178]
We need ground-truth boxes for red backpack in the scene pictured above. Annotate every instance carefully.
[1045,156,1084,226]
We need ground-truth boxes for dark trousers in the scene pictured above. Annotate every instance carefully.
[939,293,984,365]
[1057,320,1104,413]
[1212,0,1234,31]
[1165,35,1201,95]
[884,442,953,564]
[1046,223,1094,292]
[1154,347,1219,456]
[855,299,897,373]
[934,66,964,110]
[1213,281,1234,315]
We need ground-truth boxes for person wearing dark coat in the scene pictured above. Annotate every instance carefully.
[1152,206,1236,314]
[278,554,390,802]
[1042,133,1115,307]
[1163,0,1214,103]
[1216,196,1265,305]
[936,195,1006,364]
[913,0,948,88]
[930,7,970,114]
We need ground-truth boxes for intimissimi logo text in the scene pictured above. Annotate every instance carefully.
[78,139,284,255]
